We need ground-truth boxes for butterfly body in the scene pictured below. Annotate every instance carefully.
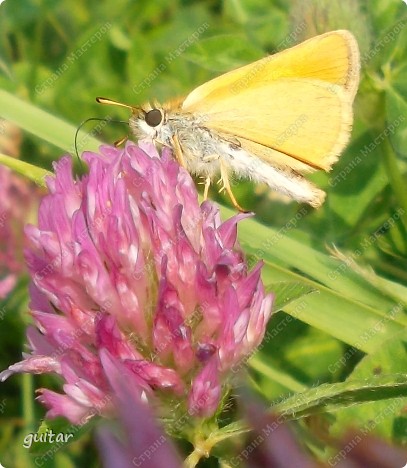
[130,108,326,206]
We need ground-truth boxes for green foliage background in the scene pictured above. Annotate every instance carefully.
[0,0,407,466]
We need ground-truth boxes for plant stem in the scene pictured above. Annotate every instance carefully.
[22,373,35,433]
[183,447,204,468]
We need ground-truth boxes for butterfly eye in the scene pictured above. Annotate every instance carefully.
[145,109,163,127]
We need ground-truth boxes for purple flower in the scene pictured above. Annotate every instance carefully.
[0,165,37,298]
[96,350,182,468]
[1,142,273,427]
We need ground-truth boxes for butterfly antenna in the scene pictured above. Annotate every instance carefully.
[96,97,136,112]
[74,117,129,163]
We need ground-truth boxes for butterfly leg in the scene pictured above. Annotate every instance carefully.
[198,176,211,200]
[203,176,211,200]
[202,154,219,163]
[114,135,128,147]
[219,160,246,212]
[171,134,187,168]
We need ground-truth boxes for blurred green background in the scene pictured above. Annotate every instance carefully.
[1,0,407,466]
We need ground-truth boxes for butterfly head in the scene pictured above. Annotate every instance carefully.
[96,96,168,141]
[129,105,167,140]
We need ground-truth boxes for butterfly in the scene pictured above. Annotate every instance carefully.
[97,30,360,211]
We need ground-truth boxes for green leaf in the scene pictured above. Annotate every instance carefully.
[223,0,288,49]
[0,152,51,187]
[108,24,132,51]
[249,356,308,394]
[385,24,407,72]
[221,207,407,353]
[367,1,407,33]
[329,249,407,308]
[328,131,389,226]
[330,332,407,441]
[272,373,407,420]
[29,418,91,454]
[252,312,345,393]
[210,373,407,449]
[127,32,159,100]
[183,34,263,72]
[385,86,407,157]
[267,281,315,312]
[0,89,100,155]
